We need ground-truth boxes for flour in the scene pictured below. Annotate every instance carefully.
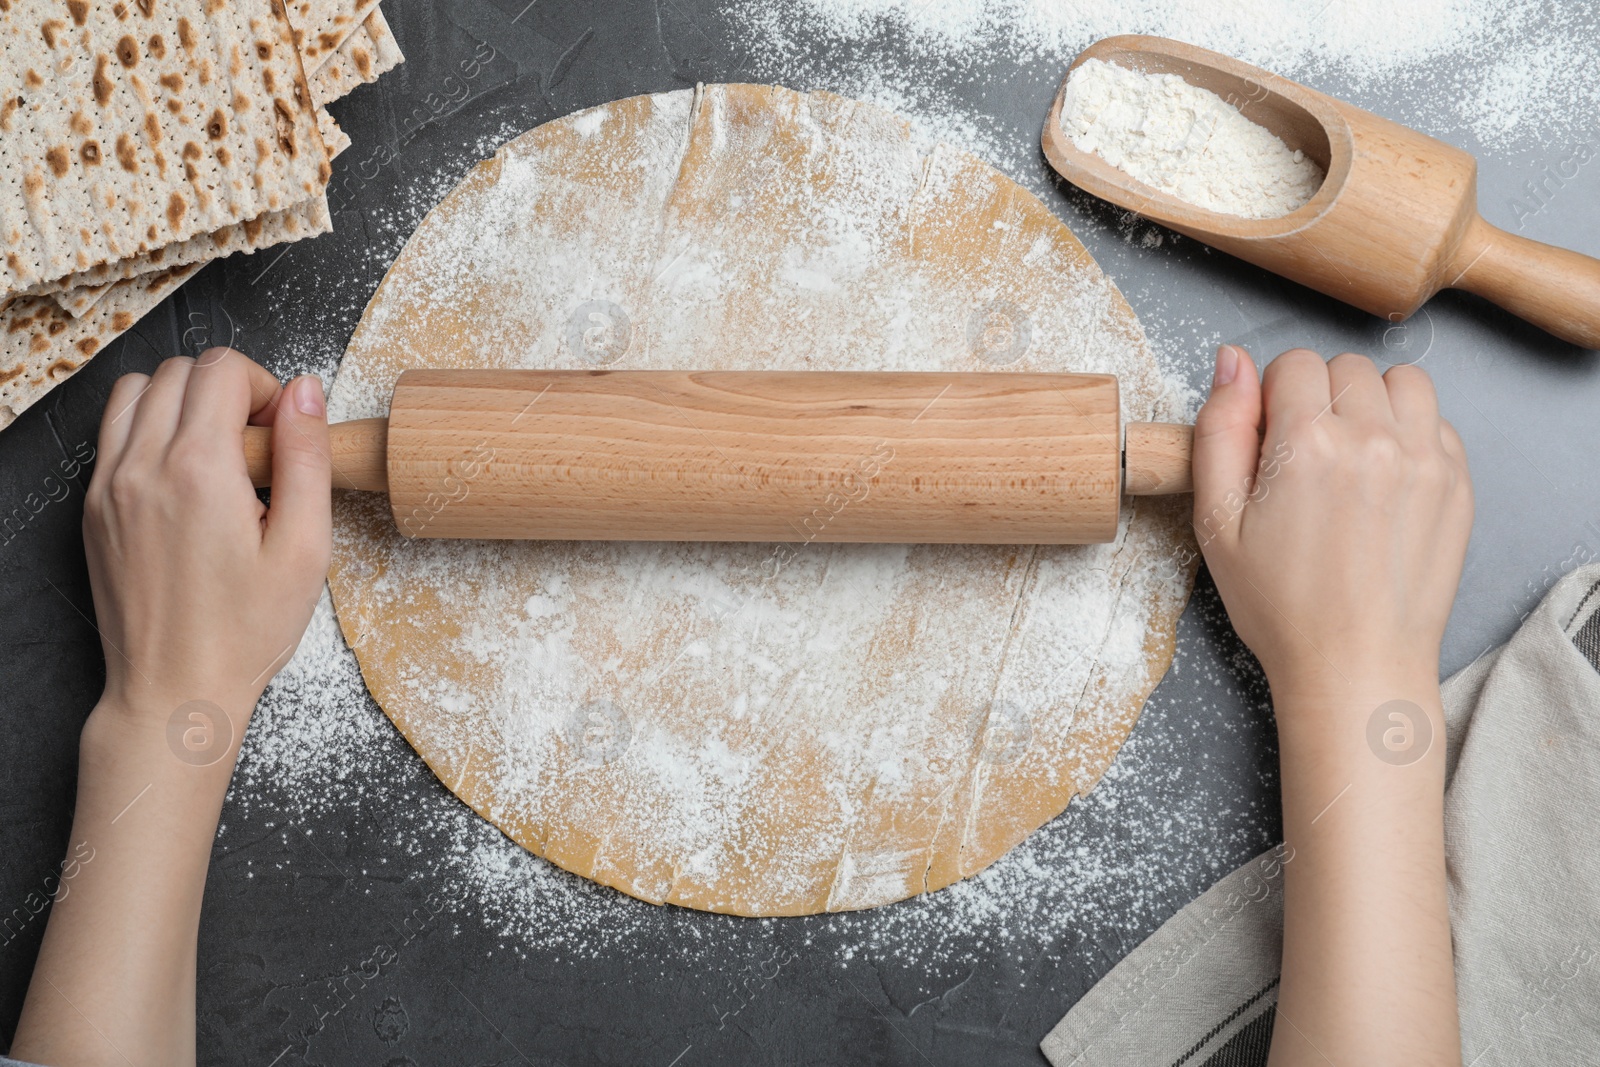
[712,0,1598,388]
[731,0,1495,76]
[1059,59,1324,219]
[571,106,609,138]
[213,0,1585,996]
[231,585,1269,966]
[220,83,1234,980]
[314,86,1198,917]
[723,0,1600,153]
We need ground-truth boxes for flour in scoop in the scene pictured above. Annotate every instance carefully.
[1060,58,1324,220]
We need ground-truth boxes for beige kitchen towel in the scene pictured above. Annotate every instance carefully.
[1042,563,1600,1066]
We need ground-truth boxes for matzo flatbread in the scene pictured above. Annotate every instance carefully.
[310,7,402,108]
[316,105,350,158]
[0,0,330,299]
[287,0,381,73]
[26,194,330,305]
[49,280,118,319]
[0,262,201,429]
[47,100,343,318]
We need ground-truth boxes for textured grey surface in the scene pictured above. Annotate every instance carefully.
[1,2,1596,1064]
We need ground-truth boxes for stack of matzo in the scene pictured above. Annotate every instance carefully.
[0,0,404,430]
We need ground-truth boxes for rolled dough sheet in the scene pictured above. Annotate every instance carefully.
[326,84,1197,917]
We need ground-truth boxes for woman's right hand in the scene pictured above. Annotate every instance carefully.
[1190,344,1473,715]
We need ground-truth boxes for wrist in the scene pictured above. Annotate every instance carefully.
[1266,662,1444,765]
[83,690,252,779]
[1264,645,1440,697]
[1269,681,1447,834]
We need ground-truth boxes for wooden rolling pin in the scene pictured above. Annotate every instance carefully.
[243,370,1193,544]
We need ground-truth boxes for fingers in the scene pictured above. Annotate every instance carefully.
[175,348,282,444]
[120,357,194,462]
[262,375,332,577]
[1326,352,1390,422]
[245,350,288,428]
[1261,348,1330,429]
[94,373,152,476]
[1383,363,1440,436]
[248,383,287,428]
[1192,344,1262,550]
[1439,418,1468,466]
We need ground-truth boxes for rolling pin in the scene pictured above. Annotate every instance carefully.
[243,370,1194,544]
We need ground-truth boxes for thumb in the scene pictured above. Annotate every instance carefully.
[263,375,333,574]
[1192,344,1262,551]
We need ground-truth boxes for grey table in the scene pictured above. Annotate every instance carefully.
[3,2,1596,1064]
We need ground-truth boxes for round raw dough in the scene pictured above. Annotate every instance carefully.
[326,84,1196,916]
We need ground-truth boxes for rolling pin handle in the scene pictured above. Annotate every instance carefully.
[1123,422,1194,496]
[242,418,390,492]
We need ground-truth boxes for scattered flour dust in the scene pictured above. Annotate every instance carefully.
[715,0,1597,380]
[227,84,1209,959]
[1060,58,1325,219]
[320,85,1195,917]
[723,0,1600,153]
[570,105,610,138]
[729,0,1498,75]
[220,0,1589,976]
[230,588,1264,964]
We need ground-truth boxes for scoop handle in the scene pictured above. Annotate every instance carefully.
[1448,214,1600,348]
[243,418,389,491]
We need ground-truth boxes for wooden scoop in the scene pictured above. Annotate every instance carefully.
[243,369,1193,544]
[1043,35,1600,349]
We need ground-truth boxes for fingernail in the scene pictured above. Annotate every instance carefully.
[294,375,325,417]
[1214,345,1240,387]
